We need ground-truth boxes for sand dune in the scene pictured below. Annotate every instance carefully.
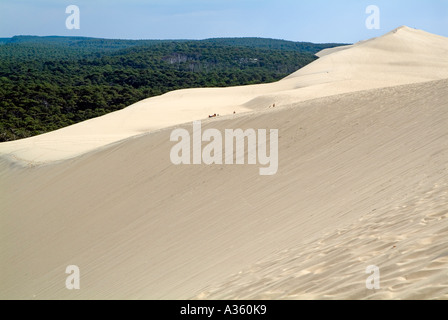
[1,26,448,300]
[1,26,447,164]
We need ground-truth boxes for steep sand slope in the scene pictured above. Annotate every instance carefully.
[1,79,447,299]
[1,26,447,164]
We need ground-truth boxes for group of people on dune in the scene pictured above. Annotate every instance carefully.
[208,103,276,119]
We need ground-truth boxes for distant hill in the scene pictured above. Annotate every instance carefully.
[203,37,345,53]
[0,36,347,141]
[0,35,346,55]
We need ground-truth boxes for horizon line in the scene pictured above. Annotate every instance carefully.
[0,34,351,45]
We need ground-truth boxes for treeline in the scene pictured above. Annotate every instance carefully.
[0,36,346,141]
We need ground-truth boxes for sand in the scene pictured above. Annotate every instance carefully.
[1,26,447,299]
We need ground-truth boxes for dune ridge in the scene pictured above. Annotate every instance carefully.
[1,26,448,164]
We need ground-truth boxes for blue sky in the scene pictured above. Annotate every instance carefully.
[0,0,447,43]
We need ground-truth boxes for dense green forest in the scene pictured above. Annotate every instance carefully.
[0,36,346,141]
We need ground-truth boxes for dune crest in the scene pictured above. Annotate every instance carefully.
[1,26,448,164]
